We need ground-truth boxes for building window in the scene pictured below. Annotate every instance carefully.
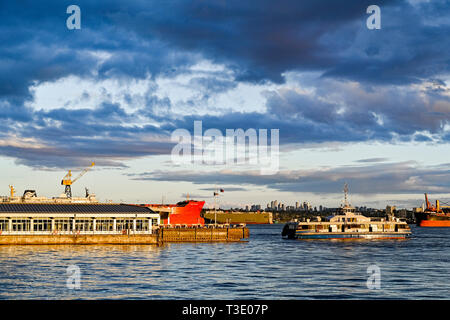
[12,219,31,232]
[135,219,149,231]
[33,219,51,232]
[116,219,134,231]
[96,219,114,231]
[0,219,9,231]
[54,219,71,232]
[75,219,93,231]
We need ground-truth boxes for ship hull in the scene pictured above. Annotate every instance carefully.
[203,212,273,224]
[415,211,450,227]
[142,200,205,226]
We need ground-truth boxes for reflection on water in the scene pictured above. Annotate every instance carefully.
[0,225,449,299]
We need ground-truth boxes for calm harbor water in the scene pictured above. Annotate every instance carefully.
[0,224,449,299]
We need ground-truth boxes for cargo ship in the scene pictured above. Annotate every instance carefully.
[415,193,450,227]
[139,200,205,226]
[282,184,411,240]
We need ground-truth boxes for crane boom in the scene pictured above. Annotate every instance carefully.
[72,162,95,183]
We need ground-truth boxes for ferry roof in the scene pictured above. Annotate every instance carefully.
[0,203,155,214]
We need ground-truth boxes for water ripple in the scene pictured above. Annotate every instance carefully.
[1,225,450,299]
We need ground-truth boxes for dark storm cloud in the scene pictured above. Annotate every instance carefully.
[264,79,450,141]
[2,0,448,105]
[0,102,175,168]
[0,0,449,169]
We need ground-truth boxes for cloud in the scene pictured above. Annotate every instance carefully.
[199,187,248,192]
[2,0,449,106]
[127,161,450,195]
[0,0,449,172]
[355,158,390,163]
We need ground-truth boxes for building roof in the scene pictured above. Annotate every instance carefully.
[0,203,155,214]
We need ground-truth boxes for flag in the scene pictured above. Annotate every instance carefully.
[214,192,218,196]
[220,189,224,192]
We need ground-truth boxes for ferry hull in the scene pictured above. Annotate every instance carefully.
[292,232,411,240]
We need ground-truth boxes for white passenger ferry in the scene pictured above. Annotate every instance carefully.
[282,185,411,240]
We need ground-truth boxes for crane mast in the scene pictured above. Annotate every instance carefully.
[61,162,95,198]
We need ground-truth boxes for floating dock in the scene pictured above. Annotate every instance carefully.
[0,226,249,245]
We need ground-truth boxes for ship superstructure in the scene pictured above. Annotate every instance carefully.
[2,185,99,204]
[415,193,450,227]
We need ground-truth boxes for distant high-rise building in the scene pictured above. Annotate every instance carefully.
[302,201,311,211]
[386,205,396,215]
[251,204,261,211]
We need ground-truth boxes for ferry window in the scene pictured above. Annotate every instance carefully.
[0,219,8,231]
[54,219,71,231]
[96,219,114,231]
[33,219,51,232]
[12,219,31,232]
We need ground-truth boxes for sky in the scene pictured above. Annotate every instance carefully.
[0,0,449,209]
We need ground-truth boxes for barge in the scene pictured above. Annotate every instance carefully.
[282,184,411,240]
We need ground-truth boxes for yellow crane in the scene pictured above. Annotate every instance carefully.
[61,162,95,198]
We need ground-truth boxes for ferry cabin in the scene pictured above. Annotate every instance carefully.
[295,216,410,234]
[0,203,160,235]
[283,207,411,239]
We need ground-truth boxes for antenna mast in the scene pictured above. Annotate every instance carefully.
[343,183,349,207]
